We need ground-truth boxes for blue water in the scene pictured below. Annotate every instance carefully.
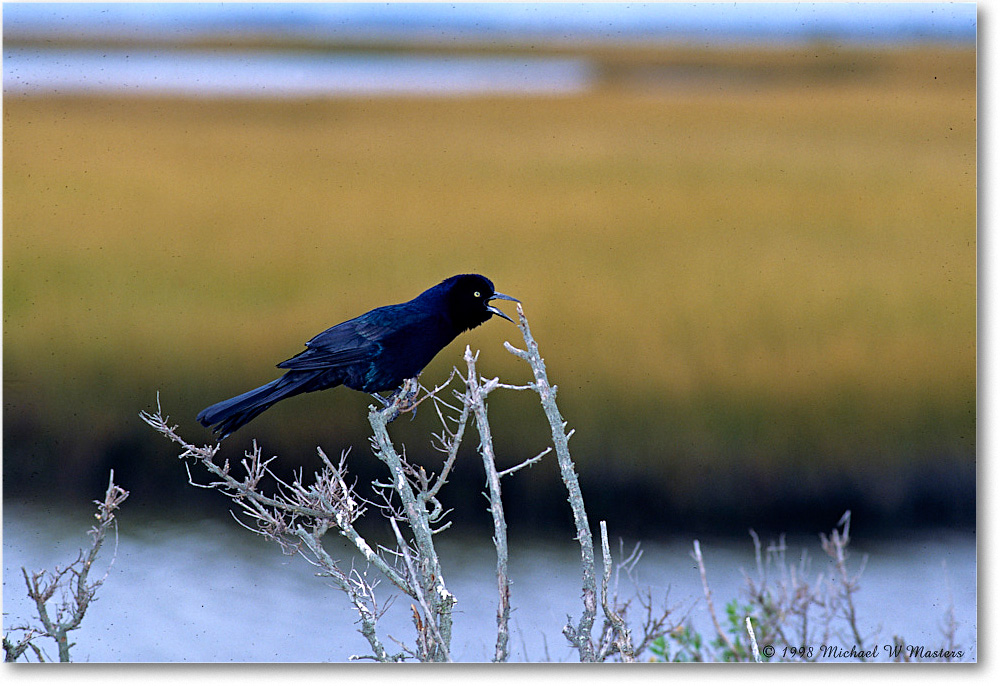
[3,501,977,662]
[3,47,593,97]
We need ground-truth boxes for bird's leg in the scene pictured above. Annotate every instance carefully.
[375,377,422,422]
[396,377,422,415]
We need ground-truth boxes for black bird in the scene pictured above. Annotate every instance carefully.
[197,274,518,439]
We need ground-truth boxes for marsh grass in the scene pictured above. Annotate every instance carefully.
[2,45,975,521]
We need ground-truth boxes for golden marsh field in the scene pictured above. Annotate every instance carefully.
[3,44,975,530]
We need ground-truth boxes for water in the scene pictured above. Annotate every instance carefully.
[2,47,593,97]
[2,501,976,662]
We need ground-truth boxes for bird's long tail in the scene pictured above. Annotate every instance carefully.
[196,372,321,439]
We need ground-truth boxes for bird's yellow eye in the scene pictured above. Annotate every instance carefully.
[473,291,481,298]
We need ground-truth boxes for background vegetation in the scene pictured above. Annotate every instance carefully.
[3,42,975,535]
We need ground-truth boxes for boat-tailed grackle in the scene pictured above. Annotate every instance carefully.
[197,273,518,438]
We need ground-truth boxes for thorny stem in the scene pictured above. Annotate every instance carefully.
[746,617,762,662]
[141,404,410,662]
[504,302,597,662]
[369,390,455,662]
[14,471,129,662]
[821,510,867,657]
[599,521,635,662]
[143,369,464,662]
[388,517,451,659]
[425,390,470,503]
[143,408,413,596]
[294,524,398,662]
[693,539,740,660]
[463,346,511,662]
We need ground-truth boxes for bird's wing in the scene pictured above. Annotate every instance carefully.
[275,306,401,371]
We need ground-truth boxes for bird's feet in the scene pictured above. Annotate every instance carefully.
[373,377,421,423]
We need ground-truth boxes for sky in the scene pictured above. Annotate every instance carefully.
[2,2,978,44]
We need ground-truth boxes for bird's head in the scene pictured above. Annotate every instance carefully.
[443,274,519,331]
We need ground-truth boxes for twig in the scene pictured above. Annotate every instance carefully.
[463,347,512,662]
[746,616,762,662]
[425,382,470,502]
[295,524,400,663]
[498,446,552,478]
[599,521,635,662]
[368,396,456,662]
[141,406,412,595]
[505,302,597,661]
[692,539,740,660]
[820,510,867,657]
[388,518,451,662]
[142,399,420,662]
[12,471,129,662]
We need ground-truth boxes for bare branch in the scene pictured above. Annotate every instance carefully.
[10,471,129,662]
[367,392,456,662]
[598,521,635,662]
[746,616,762,662]
[692,539,740,660]
[498,446,552,478]
[820,511,869,657]
[506,302,597,661]
[388,518,451,662]
[463,346,511,662]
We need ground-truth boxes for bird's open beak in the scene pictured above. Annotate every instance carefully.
[486,292,519,323]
